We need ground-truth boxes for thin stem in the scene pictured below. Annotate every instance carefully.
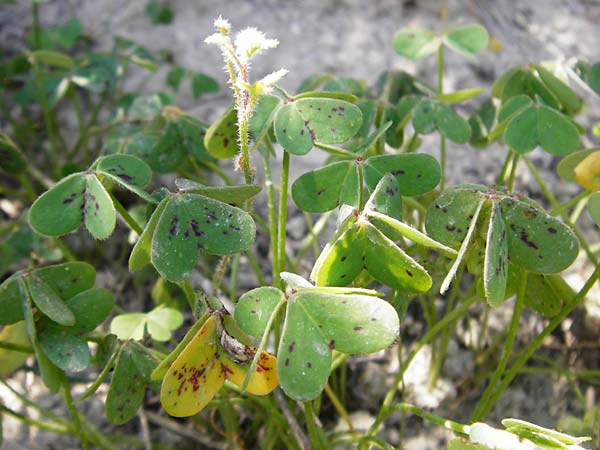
[0,403,71,435]
[276,151,290,288]
[245,249,268,286]
[496,149,514,185]
[31,61,61,168]
[389,403,469,435]
[507,152,520,191]
[31,1,42,50]
[361,295,479,446]
[262,147,279,283]
[53,237,77,261]
[550,190,591,216]
[304,401,326,450]
[17,173,36,201]
[437,43,446,189]
[471,270,527,422]
[522,156,560,209]
[62,377,90,450]
[0,340,33,353]
[108,192,143,235]
[324,384,355,433]
[482,263,600,417]
[238,116,253,185]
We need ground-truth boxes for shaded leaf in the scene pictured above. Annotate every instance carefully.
[106,346,147,424]
[484,202,508,306]
[26,275,75,326]
[204,105,238,159]
[38,328,90,372]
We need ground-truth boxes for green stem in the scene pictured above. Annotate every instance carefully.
[361,295,479,446]
[245,249,268,286]
[496,149,514,185]
[31,1,42,50]
[53,237,76,261]
[17,173,36,201]
[482,263,600,418]
[522,156,559,209]
[239,116,252,185]
[108,192,143,235]
[550,190,591,216]
[78,345,122,402]
[471,270,527,422]
[31,61,61,168]
[0,403,71,435]
[276,151,290,288]
[262,147,279,284]
[437,43,446,189]
[304,401,326,450]
[62,377,90,450]
[507,152,520,191]
[229,253,240,302]
[0,340,33,353]
[389,403,470,435]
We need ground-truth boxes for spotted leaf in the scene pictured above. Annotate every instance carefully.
[174,178,262,204]
[363,154,441,196]
[96,154,154,202]
[234,287,284,338]
[484,202,508,307]
[392,28,439,60]
[274,98,362,155]
[38,328,90,372]
[150,193,255,281]
[106,346,148,424]
[129,198,168,272]
[25,275,75,326]
[500,197,578,273]
[504,104,580,156]
[291,160,359,212]
[83,174,116,240]
[204,105,238,159]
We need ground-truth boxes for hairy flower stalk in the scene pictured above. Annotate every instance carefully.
[205,17,287,184]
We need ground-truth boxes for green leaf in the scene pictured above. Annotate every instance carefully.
[557,148,598,182]
[278,290,399,401]
[97,154,152,190]
[500,197,578,273]
[106,346,146,424]
[588,63,600,95]
[29,173,87,237]
[504,105,580,156]
[412,98,436,134]
[166,66,187,91]
[0,277,25,326]
[147,122,185,172]
[26,275,75,326]
[274,98,362,155]
[444,24,489,56]
[468,99,497,146]
[36,262,96,299]
[291,160,359,212]
[311,223,366,288]
[483,202,508,307]
[30,50,75,69]
[0,321,31,377]
[249,94,282,143]
[174,179,262,203]
[38,328,90,372]
[191,73,219,99]
[277,300,332,401]
[234,287,284,338]
[438,88,484,104]
[535,65,583,115]
[293,90,359,103]
[588,192,600,227]
[392,28,439,60]
[151,194,255,281]
[110,313,147,341]
[524,274,562,317]
[363,154,441,196]
[0,132,27,174]
[425,185,487,249]
[363,173,403,220]
[64,288,114,334]
[499,68,560,108]
[204,105,238,159]
[501,418,590,446]
[364,224,432,293]
[83,174,116,240]
[146,306,183,342]
[435,102,472,143]
[129,198,168,272]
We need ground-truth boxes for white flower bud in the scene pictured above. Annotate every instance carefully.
[234,27,279,61]
[470,423,537,450]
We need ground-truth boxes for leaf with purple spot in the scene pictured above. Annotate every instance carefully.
[96,154,155,202]
[148,193,255,281]
[274,98,362,155]
[204,105,238,159]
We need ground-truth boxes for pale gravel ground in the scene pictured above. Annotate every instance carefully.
[1,1,600,449]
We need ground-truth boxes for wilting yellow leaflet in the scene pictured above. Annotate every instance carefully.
[160,315,278,417]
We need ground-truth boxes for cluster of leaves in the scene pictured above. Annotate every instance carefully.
[1,9,599,450]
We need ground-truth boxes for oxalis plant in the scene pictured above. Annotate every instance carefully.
[1,6,600,450]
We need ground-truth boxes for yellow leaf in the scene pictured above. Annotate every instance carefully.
[0,321,31,377]
[574,151,600,191]
[221,350,278,395]
[160,316,224,417]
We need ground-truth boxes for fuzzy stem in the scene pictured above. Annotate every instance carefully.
[276,151,290,287]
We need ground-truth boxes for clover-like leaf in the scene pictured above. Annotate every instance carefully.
[443,24,489,57]
[235,287,284,338]
[110,305,183,342]
[249,94,282,143]
[500,197,578,274]
[363,154,441,196]
[174,178,262,204]
[277,290,399,401]
[535,65,583,115]
[291,160,360,212]
[129,198,168,272]
[25,275,75,327]
[149,193,255,281]
[494,67,560,108]
[106,345,149,424]
[96,154,154,202]
[83,174,116,240]
[504,104,580,156]
[0,262,95,326]
[38,328,90,372]
[393,28,439,60]
[159,314,277,417]
[0,321,31,377]
[274,98,362,155]
[204,105,238,159]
